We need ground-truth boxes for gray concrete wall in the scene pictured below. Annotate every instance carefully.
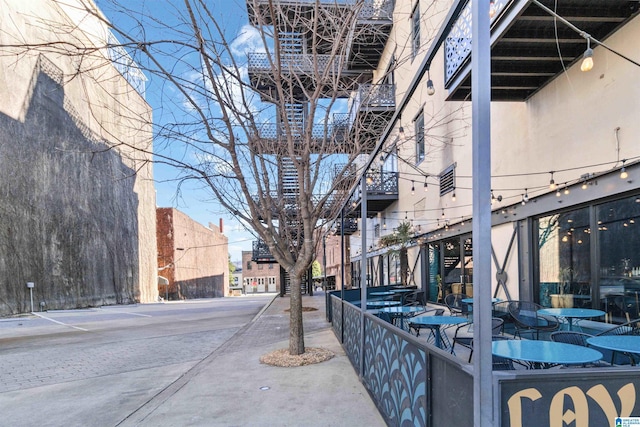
[0,0,158,315]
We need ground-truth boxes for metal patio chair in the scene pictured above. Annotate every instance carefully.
[508,301,560,340]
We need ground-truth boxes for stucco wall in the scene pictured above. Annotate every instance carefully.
[0,0,157,315]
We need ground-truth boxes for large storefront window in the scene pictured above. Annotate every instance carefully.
[428,243,440,302]
[597,195,640,323]
[426,236,473,303]
[537,207,591,308]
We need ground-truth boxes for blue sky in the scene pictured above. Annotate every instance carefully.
[97,0,259,262]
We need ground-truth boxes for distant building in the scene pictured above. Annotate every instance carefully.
[157,208,228,299]
[241,251,280,294]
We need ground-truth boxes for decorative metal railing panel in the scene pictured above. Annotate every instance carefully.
[363,317,427,426]
[249,0,393,20]
[331,296,343,339]
[342,301,362,370]
[248,52,340,75]
[349,83,395,123]
[444,0,511,86]
[253,123,333,141]
[352,170,399,197]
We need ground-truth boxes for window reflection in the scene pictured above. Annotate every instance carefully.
[597,195,640,323]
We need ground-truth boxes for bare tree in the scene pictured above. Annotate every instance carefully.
[0,0,406,354]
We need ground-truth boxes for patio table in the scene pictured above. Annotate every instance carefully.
[367,300,401,309]
[370,291,396,297]
[587,335,640,366]
[408,315,467,349]
[537,308,605,331]
[378,306,426,331]
[492,339,603,369]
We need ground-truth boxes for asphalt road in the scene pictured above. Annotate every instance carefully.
[0,295,271,426]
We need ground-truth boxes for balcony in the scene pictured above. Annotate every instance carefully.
[247,0,393,71]
[333,83,395,153]
[251,122,352,153]
[348,170,399,218]
[252,239,275,263]
[247,52,362,99]
[333,217,359,236]
[444,0,640,101]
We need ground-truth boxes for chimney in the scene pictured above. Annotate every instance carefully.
[219,218,224,234]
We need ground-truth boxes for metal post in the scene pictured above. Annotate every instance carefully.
[26,282,34,313]
[323,234,327,292]
[359,175,368,378]
[472,0,493,425]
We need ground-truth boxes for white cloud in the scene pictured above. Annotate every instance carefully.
[231,24,266,57]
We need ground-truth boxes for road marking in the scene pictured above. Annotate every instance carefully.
[31,312,89,332]
[99,309,152,317]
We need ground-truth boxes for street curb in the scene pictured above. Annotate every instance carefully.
[250,293,281,323]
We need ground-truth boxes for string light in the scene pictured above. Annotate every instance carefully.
[581,179,588,190]
[411,180,415,195]
[581,37,594,72]
[620,160,629,179]
[398,126,405,140]
[556,187,561,197]
[549,171,557,190]
[451,187,456,201]
[564,184,570,195]
[489,0,496,18]
[423,178,428,192]
[426,69,435,96]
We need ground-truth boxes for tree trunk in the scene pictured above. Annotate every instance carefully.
[400,248,409,287]
[288,273,305,355]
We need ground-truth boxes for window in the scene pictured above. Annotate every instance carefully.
[247,261,252,270]
[258,263,263,270]
[414,111,425,163]
[374,224,380,238]
[411,3,420,58]
[269,263,274,269]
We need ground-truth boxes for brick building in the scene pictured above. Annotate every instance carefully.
[157,208,228,300]
[241,251,280,294]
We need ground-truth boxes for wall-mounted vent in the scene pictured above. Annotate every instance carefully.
[439,164,456,197]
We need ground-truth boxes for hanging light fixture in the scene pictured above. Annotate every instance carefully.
[411,180,415,195]
[451,187,456,201]
[581,179,588,190]
[564,185,570,195]
[489,0,496,18]
[426,69,435,96]
[620,160,629,179]
[423,178,428,192]
[491,189,496,205]
[405,211,408,220]
[556,187,562,197]
[398,125,405,140]
[581,37,594,72]
[366,174,374,185]
[549,172,557,190]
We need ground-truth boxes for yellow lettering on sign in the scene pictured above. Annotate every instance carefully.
[507,388,542,427]
[550,386,588,427]
[587,383,636,421]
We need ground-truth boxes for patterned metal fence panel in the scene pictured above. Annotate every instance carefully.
[342,301,362,370]
[363,317,427,426]
[444,0,511,86]
[331,295,343,339]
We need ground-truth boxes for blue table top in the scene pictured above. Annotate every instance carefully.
[492,340,603,365]
[461,298,501,304]
[367,300,401,308]
[369,291,395,297]
[587,336,640,354]
[409,315,468,326]
[391,289,414,293]
[378,306,426,314]
[537,308,606,318]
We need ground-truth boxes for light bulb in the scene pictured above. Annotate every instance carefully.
[399,126,405,140]
[556,188,561,197]
[451,189,456,201]
[581,48,594,72]
[411,180,415,195]
[489,0,496,18]
[549,178,556,190]
[423,180,428,192]
[564,187,570,195]
[581,181,588,190]
[426,79,435,96]
[621,167,629,180]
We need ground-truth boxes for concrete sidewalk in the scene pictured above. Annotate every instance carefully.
[119,292,386,427]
